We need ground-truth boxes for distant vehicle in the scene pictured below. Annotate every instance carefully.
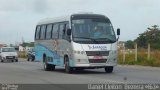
[0,47,18,62]
[34,13,120,73]
[27,49,35,61]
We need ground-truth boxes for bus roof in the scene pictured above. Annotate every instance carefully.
[37,15,71,25]
[37,13,108,25]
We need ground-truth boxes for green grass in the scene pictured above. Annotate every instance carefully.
[118,49,160,67]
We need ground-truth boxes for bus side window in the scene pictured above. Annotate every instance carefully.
[40,25,46,39]
[59,23,65,39]
[65,23,70,41]
[52,24,59,39]
[35,26,41,40]
[46,24,53,39]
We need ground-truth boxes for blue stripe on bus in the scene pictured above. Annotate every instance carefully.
[35,43,74,67]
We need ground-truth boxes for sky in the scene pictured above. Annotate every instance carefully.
[0,0,160,44]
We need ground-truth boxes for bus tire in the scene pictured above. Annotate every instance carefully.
[43,56,51,71]
[44,61,51,71]
[104,66,113,73]
[64,57,73,73]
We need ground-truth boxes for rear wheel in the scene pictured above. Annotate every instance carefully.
[64,57,73,73]
[43,56,55,71]
[104,66,113,73]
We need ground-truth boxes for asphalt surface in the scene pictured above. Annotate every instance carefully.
[0,59,160,90]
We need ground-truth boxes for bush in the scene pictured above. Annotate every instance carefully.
[18,51,27,58]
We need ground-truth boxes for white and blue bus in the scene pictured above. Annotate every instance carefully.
[34,13,120,73]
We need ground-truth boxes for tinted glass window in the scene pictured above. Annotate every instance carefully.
[52,24,59,39]
[64,23,70,40]
[35,26,41,39]
[59,24,65,39]
[40,25,46,39]
[46,24,53,39]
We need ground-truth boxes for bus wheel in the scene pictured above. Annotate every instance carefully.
[43,57,51,71]
[104,66,113,73]
[64,57,72,73]
[44,61,51,71]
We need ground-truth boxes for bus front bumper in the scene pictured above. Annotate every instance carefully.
[73,63,117,68]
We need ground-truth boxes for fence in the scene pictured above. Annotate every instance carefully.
[118,43,160,67]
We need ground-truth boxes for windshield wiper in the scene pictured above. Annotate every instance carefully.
[73,37,98,43]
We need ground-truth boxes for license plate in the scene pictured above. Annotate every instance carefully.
[93,56,103,59]
[8,56,13,59]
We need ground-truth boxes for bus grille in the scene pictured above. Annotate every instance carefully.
[86,51,109,56]
[89,59,107,63]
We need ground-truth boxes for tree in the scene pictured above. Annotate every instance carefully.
[125,40,134,49]
[135,25,160,49]
[21,42,34,47]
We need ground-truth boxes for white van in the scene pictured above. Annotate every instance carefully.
[0,47,18,62]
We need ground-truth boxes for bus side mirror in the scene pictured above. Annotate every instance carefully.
[67,29,71,36]
[117,28,120,35]
[117,28,120,41]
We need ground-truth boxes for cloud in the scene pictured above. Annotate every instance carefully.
[0,0,48,13]
[0,0,160,44]
[0,0,25,12]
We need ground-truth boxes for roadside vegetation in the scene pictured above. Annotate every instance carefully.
[118,25,160,67]
[118,49,160,67]
[18,51,27,58]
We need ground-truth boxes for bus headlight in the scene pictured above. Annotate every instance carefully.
[77,59,88,63]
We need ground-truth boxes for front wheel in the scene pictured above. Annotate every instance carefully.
[104,66,113,73]
[0,57,3,62]
[15,59,18,62]
[64,57,73,73]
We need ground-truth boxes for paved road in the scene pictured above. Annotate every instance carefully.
[0,59,160,85]
[0,61,160,84]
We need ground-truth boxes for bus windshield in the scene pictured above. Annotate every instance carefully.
[72,18,116,43]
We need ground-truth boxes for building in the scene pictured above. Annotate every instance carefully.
[0,41,7,47]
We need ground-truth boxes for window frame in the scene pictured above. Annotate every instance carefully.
[35,25,41,40]
[46,24,53,40]
[52,23,59,39]
[40,25,47,40]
